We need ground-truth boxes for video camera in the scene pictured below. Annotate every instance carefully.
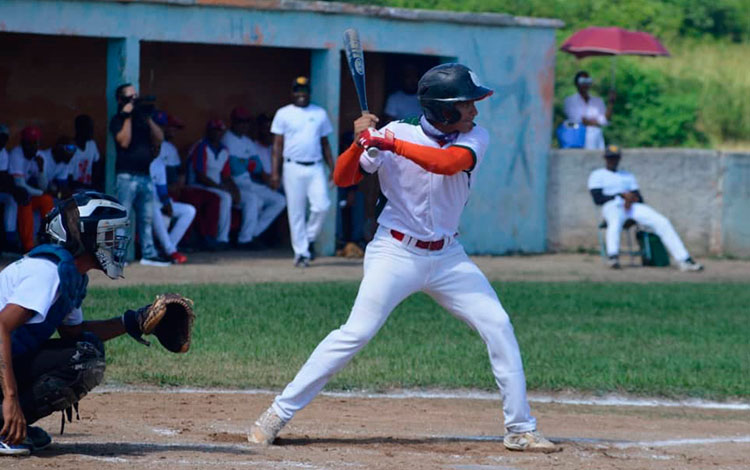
[133,95,157,117]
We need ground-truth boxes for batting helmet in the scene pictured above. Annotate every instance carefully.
[44,191,131,279]
[418,63,493,125]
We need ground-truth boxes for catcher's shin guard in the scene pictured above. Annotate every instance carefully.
[25,333,106,426]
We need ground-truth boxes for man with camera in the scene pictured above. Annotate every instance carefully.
[109,83,169,266]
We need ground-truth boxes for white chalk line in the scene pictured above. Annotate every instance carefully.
[95,385,750,411]
[438,434,750,449]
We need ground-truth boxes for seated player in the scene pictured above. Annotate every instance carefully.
[70,115,101,190]
[39,136,77,200]
[149,111,195,263]
[0,123,25,252]
[8,127,55,252]
[186,119,252,250]
[0,192,183,456]
[588,145,703,271]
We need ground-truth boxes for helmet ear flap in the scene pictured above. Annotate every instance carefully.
[60,199,85,257]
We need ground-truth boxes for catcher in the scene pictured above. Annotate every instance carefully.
[0,191,194,456]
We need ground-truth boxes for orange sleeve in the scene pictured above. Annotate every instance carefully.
[333,142,365,187]
[393,140,475,175]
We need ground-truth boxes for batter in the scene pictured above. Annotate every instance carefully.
[248,63,558,453]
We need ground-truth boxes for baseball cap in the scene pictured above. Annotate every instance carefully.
[292,76,310,92]
[152,110,169,126]
[0,123,9,136]
[206,119,227,131]
[21,126,42,143]
[167,114,185,129]
[230,106,252,121]
[604,145,621,158]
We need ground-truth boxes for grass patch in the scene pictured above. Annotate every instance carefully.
[86,282,750,400]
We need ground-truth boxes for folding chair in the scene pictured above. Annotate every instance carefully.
[597,218,647,266]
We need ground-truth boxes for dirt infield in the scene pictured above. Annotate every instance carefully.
[75,251,750,287]
[5,389,749,469]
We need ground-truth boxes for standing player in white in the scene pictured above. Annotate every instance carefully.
[248,64,558,453]
[269,77,334,266]
[588,145,703,271]
[222,107,286,249]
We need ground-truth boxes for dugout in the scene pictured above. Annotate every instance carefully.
[0,0,562,255]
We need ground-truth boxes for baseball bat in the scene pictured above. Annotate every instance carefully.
[342,28,379,157]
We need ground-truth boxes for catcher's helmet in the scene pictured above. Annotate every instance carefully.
[44,191,131,279]
[418,63,494,125]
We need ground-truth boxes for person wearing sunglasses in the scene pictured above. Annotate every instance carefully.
[563,71,616,150]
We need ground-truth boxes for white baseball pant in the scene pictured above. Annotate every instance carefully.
[234,174,286,238]
[272,226,537,433]
[602,199,689,261]
[282,161,330,258]
[152,199,196,255]
[193,185,257,244]
[0,193,18,234]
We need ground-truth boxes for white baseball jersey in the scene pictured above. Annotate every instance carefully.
[587,168,639,196]
[360,118,489,241]
[8,145,42,181]
[0,257,82,326]
[70,140,100,185]
[384,90,422,120]
[0,148,9,172]
[39,149,71,183]
[253,142,272,175]
[271,104,332,163]
[189,141,230,185]
[149,153,168,196]
[159,141,181,167]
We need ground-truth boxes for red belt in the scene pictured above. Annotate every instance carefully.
[390,230,445,251]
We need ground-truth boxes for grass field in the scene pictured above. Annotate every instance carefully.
[87,282,750,400]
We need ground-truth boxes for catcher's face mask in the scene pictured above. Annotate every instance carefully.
[96,221,131,279]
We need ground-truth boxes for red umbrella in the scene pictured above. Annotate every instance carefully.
[560,26,670,88]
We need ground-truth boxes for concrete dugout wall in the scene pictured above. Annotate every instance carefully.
[548,149,750,258]
[0,0,562,255]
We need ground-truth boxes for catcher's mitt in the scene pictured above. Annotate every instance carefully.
[123,293,195,353]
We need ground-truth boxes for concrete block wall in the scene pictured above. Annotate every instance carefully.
[547,149,750,258]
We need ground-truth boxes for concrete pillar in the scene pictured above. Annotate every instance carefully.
[105,37,140,195]
[310,48,341,256]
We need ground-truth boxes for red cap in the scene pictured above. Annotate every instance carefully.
[230,106,252,121]
[206,119,227,131]
[21,126,42,143]
[167,115,185,129]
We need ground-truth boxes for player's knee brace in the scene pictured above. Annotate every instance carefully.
[27,333,106,424]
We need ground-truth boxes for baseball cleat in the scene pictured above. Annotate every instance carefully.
[678,257,703,272]
[294,256,310,268]
[248,406,287,445]
[503,430,560,453]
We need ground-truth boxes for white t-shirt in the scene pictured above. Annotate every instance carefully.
[0,257,82,326]
[271,104,332,163]
[149,153,168,191]
[384,90,422,120]
[70,140,100,185]
[359,118,489,241]
[564,93,608,150]
[587,168,639,197]
[0,148,9,172]
[39,149,71,183]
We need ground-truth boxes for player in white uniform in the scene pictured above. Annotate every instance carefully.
[148,111,195,264]
[70,115,101,189]
[248,64,558,453]
[222,107,286,249]
[270,77,334,266]
[38,137,76,200]
[588,145,703,271]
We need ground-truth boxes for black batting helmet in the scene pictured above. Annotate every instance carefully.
[417,63,493,125]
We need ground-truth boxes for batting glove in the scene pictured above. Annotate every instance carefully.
[358,128,396,153]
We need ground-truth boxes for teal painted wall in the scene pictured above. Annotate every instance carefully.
[0,0,558,254]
